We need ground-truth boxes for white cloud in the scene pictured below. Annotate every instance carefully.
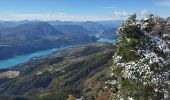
[112,10,155,19]
[112,11,132,18]
[12,13,77,21]
[11,13,114,21]
[0,10,154,21]
[156,1,170,7]
[9,12,130,21]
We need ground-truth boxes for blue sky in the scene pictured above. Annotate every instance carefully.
[0,0,170,21]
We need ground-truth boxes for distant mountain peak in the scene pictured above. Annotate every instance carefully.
[15,21,63,36]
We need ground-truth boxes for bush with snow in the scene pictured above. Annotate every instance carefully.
[112,14,170,99]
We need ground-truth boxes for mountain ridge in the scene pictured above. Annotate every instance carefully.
[0,21,97,60]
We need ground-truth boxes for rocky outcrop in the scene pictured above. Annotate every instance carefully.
[0,70,20,78]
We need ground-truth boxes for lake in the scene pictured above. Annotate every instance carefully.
[0,46,72,68]
[0,38,117,68]
[97,38,115,43]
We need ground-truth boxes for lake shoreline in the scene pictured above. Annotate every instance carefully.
[0,38,117,69]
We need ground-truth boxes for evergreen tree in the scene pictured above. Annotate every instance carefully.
[111,14,170,99]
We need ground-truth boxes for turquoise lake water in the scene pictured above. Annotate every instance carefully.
[0,38,116,68]
[97,38,115,43]
[0,46,72,68]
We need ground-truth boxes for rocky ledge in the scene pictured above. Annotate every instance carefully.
[0,70,20,79]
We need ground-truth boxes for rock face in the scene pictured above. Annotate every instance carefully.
[105,14,170,99]
[0,70,19,78]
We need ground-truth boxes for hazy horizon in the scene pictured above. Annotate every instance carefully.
[0,0,170,21]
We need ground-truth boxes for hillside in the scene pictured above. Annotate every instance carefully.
[54,25,92,35]
[99,28,120,39]
[0,22,96,60]
[0,43,116,100]
[48,20,121,34]
[0,20,121,60]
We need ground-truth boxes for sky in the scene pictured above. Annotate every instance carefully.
[0,0,170,21]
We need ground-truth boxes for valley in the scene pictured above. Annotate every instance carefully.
[0,0,170,100]
[0,21,97,60]
[0,20,120,68]
[0,37,116,69]
[0,43,116,100]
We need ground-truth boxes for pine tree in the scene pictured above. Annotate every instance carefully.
[111,14,170,99]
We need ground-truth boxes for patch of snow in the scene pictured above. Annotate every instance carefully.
[143,17,149,21]
[105,80,117,85]
[36,71,43,75]
[150,36,170,54]
[128,97,134,100]
[112,34,170,97]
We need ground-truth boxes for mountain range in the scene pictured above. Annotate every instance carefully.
[0,20,121,60]
[0,15,170,100]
